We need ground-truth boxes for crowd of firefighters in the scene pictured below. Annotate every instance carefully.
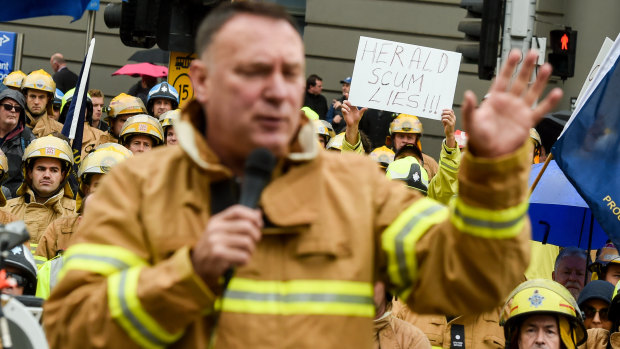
[0,2,613,348]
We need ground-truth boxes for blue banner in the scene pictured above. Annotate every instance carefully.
[0,31,17,83]
[552,39,620,248]
[62,38,95,172]
[0,0,93,22]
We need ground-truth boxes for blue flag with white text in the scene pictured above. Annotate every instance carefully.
[552,36,620,247]
[62,38,95,173]
[0,0,95,22]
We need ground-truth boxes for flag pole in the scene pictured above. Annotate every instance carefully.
[529,152,554,195]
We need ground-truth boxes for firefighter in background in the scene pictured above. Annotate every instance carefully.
[36,143,132,299]
[147,82,179,119]
[500,279,586,349]
[119,114,165,154]
[59,88,107,157]
[1,135,75,253]
[21,69,64,137]
[103,93,147,143]
[159,109,180,146]
[313,119,335,148]
[0,150,17,224]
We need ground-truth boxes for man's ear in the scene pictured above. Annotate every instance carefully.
[189,59,209,104]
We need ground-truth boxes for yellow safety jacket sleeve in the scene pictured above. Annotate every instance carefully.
[377,142,532,316]
[427,140,460,205]
[43,166,216,349]
[342,132,365,154]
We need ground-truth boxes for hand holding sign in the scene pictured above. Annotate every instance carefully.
[342,100,367,146]
[461,50,563,158]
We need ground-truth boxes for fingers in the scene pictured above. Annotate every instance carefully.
[491,49,521,93]
[531,87,563,125]
[218,205,263,231]
[511,50,539,97]
[461,90,477,133]
[360,107,368,116]
[523,63,553,107]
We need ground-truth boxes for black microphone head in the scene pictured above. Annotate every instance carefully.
[245,148,277,177]
[240,148,277,208]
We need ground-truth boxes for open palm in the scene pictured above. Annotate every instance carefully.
[462,50,563,158]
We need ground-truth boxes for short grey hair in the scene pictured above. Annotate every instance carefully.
[554,246,588,271]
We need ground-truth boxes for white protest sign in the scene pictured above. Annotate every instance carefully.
[348,36,462,120]
[575,37,614,105]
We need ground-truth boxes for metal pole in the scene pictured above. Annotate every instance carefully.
[499,0,537,74]
[14,33,24,71]
[85,10,96,55]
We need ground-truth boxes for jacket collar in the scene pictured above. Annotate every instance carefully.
[21,186,68,212]
[177,100,321,230]
[176,100,319,173]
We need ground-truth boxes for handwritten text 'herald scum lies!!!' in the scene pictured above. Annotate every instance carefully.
[362,41,450,114]
[349,37,461,120]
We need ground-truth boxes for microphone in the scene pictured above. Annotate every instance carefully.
[239,148,277,208]
[223,148,276,288]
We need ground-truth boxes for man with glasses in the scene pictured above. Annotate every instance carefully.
[577,280,614,331]
[0,89,36,197]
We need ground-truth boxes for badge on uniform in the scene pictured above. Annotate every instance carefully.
[451,324,465,348]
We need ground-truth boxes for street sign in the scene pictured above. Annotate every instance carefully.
[0,31,18,82]
[168,51,196,108]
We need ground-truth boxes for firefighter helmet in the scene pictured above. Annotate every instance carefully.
[313,119,335,143]
[385,156,429,194]
[500,279,586,349]
[325,132,345,151]
[389,114,423,135]
[78,143,133,179]
[106,93,146,122]
[3,71,26,89]
[146,82,179,114]
[119,114,165,147]
[369,146,395,169]
[21,69,55,94]
[159,109,180,130]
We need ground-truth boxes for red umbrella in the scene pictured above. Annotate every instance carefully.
[112,63,168,78]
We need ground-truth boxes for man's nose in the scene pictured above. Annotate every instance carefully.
[265,72,287,101]
[593,311,601,323]
[535,329,546,344]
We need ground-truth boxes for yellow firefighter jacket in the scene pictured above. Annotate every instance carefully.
[34,214,80,261]
[2,187,75,252]
[374,311,431,349]
[43,100,532,349]
[392,299,504,349]
[27,111,63,138]
[81,124,107,157]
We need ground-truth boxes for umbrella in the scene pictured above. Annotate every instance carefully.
[112,63,168,78]
[129,48,169,65]
[528,160,608,250]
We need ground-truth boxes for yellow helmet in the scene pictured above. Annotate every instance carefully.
[385,156,429,194]
[500,279,586,349]
[529,128,542,146]
[389,114,423,135]
[18,135,74,197]
[313,119,335,141]
[3,71,26,89]
[326,132,345,151]
[78,143,133,178]
[21,69,56,94]
[106,93,147,122]
[119,114,165,147]
[370,146,395,169]
[159,109,180,130]
[301,106,319,121]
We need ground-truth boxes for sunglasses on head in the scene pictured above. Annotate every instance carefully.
[582,305,609,321]
[1,103,23,113]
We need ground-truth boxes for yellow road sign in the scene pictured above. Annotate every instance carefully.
[168,51,197,108]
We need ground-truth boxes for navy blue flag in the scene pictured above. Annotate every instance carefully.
[0,0,95,22]
[552,36,620,248]
[62,38,95,172]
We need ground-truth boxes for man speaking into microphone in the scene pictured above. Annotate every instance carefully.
[44,2,563,348]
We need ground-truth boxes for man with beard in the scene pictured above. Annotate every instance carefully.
[551,246,588,300]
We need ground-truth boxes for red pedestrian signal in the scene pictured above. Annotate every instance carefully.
[549,29,577,80]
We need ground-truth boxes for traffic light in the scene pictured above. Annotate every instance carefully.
[548,29,577,80]
[456,0,504,80]
[104,0,223,52]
